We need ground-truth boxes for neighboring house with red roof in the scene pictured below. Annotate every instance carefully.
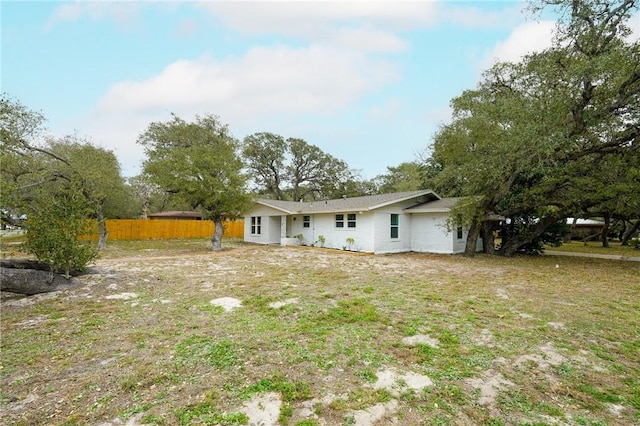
[242,190,481,254]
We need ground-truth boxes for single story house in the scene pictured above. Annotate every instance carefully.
[565,218,605,241]
[242,190,482,254]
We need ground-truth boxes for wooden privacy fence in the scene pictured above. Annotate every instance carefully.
[102,219,244,240]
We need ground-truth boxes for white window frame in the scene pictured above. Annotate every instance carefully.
[251,216,262,235]
[336,213,356,229]
[390,214,399,239]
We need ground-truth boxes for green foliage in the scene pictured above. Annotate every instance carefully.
[138,113,251,251]
[355,368,378,383]
[48,137,129,218]
[427,0,640,256]
[22,183,98,277]
[244,374,312,402]
[345,237,355,251]
[503,218,570,255]
[294,420,320,426]
[174,336,238,369]
[140,414,166,425]
[175,401,248,426]
[138,114,250,220]
[325,298,379,324]
[374,161,426,193]
[2,95,128,258]
[242,132,369,201]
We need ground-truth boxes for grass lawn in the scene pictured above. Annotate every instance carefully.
[545,241,640,257]
[1,239,639,425]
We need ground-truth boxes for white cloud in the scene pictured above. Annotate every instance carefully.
[442,4,523,29]
[80,43,399,175]
[174,19,198,38]
[45,1,141,30]
[328,27,409,53]
[74,111,150,177]
[97,44,398,117]
[197,1,522,54]
[199,1,440,36]
[626,12,640,42]
[483,20,556,67]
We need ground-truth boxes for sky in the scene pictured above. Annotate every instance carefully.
[2,1,638,180]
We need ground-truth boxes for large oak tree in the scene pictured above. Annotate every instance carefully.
[137,114,251,251]
[242,132,368,201]
[429,0,639,256]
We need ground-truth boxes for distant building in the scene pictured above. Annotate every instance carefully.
[148,211,203,220]
[566,218,605,240]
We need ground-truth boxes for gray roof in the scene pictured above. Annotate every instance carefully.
[148,211,203,218]
[404,197,463,213]
[567,218,605,226]
[254,190,440,214]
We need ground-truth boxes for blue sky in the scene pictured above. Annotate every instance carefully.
[4,1,634,180]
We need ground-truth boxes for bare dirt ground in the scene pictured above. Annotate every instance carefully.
[1,242,639,425]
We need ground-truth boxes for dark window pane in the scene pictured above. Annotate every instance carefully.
[391,227,399,238]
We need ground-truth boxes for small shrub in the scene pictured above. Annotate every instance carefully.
[22,185,98,277]
[345,237,355,251]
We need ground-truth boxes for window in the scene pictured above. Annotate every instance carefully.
[457,226,463,240]
[303,215,310,228]
[251,216,261,235]
[336,213,356,228]
[390,214,399,238]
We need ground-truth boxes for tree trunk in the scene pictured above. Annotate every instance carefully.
[481,222,495,255]
[565,217,578,242]
[464,220,482,258]
[141,189,149,219]
[499,215,562,257]
[621,220,640,246]
[211,218,224,251]
[1,262,82,295]
[96,204,108,251]
[601,213,610,248]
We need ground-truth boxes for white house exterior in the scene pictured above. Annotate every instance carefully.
[243,190,482,255]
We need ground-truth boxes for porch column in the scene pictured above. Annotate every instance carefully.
[281,216,287,239]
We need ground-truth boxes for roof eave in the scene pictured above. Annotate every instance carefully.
[253,200,301,215]
[368,190,440,210]
[405,208,450,213]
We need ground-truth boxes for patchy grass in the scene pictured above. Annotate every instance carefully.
[546,240,639,257]
[1,240,639,425]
